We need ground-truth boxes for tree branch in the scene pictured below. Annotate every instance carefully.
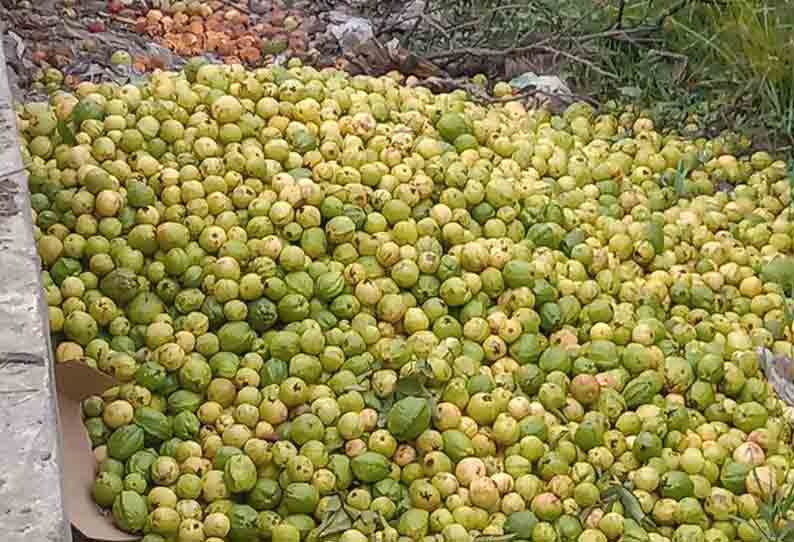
[614,0,627,29]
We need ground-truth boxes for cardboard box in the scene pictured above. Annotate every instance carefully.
[56,361,140,542]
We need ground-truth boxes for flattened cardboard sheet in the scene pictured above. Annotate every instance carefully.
[55,361,140,541]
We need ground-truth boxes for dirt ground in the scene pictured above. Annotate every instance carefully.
[0,0,357,103]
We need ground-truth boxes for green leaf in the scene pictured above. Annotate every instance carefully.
[377,396,394,428]
[753,468,774,507]
[343,504,363,521]
[673,160,689,197]
[313,504,353,540]
[550,407,569,424]
[760,257,794,289]
[579,504,598,525]
[323,495,343,512]
[395,495,411,517]
[343,383,369,393]
[780,472,794,508]
[363,391,382,411]
[549,427,569,448]
[57,119,77,145]
[647,222,664,255]
[604,484,657,530]
[414,358,431,375]
[620,86,643,98]
[780,521,794,542]
[395,372,429,398]
[623,531,650,542]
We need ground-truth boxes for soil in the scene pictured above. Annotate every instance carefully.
[0,0,351,103]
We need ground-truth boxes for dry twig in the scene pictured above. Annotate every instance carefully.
[98,12,138,25]
[217,0,251,15]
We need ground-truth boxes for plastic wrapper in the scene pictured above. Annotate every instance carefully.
[757,347,794,406]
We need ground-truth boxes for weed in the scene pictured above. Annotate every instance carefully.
[732,468,794,542]
[372,0,793,153]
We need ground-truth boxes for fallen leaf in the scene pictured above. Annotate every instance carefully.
[57,118,77,145]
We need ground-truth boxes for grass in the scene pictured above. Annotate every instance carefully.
[566,0,793,154]
[731,468,794,542]
[611,0,794,153]
[373,0,794,157]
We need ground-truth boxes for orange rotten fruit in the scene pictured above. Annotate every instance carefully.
[134,1,304,66]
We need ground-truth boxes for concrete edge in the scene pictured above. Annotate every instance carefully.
[0,27,73,542]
